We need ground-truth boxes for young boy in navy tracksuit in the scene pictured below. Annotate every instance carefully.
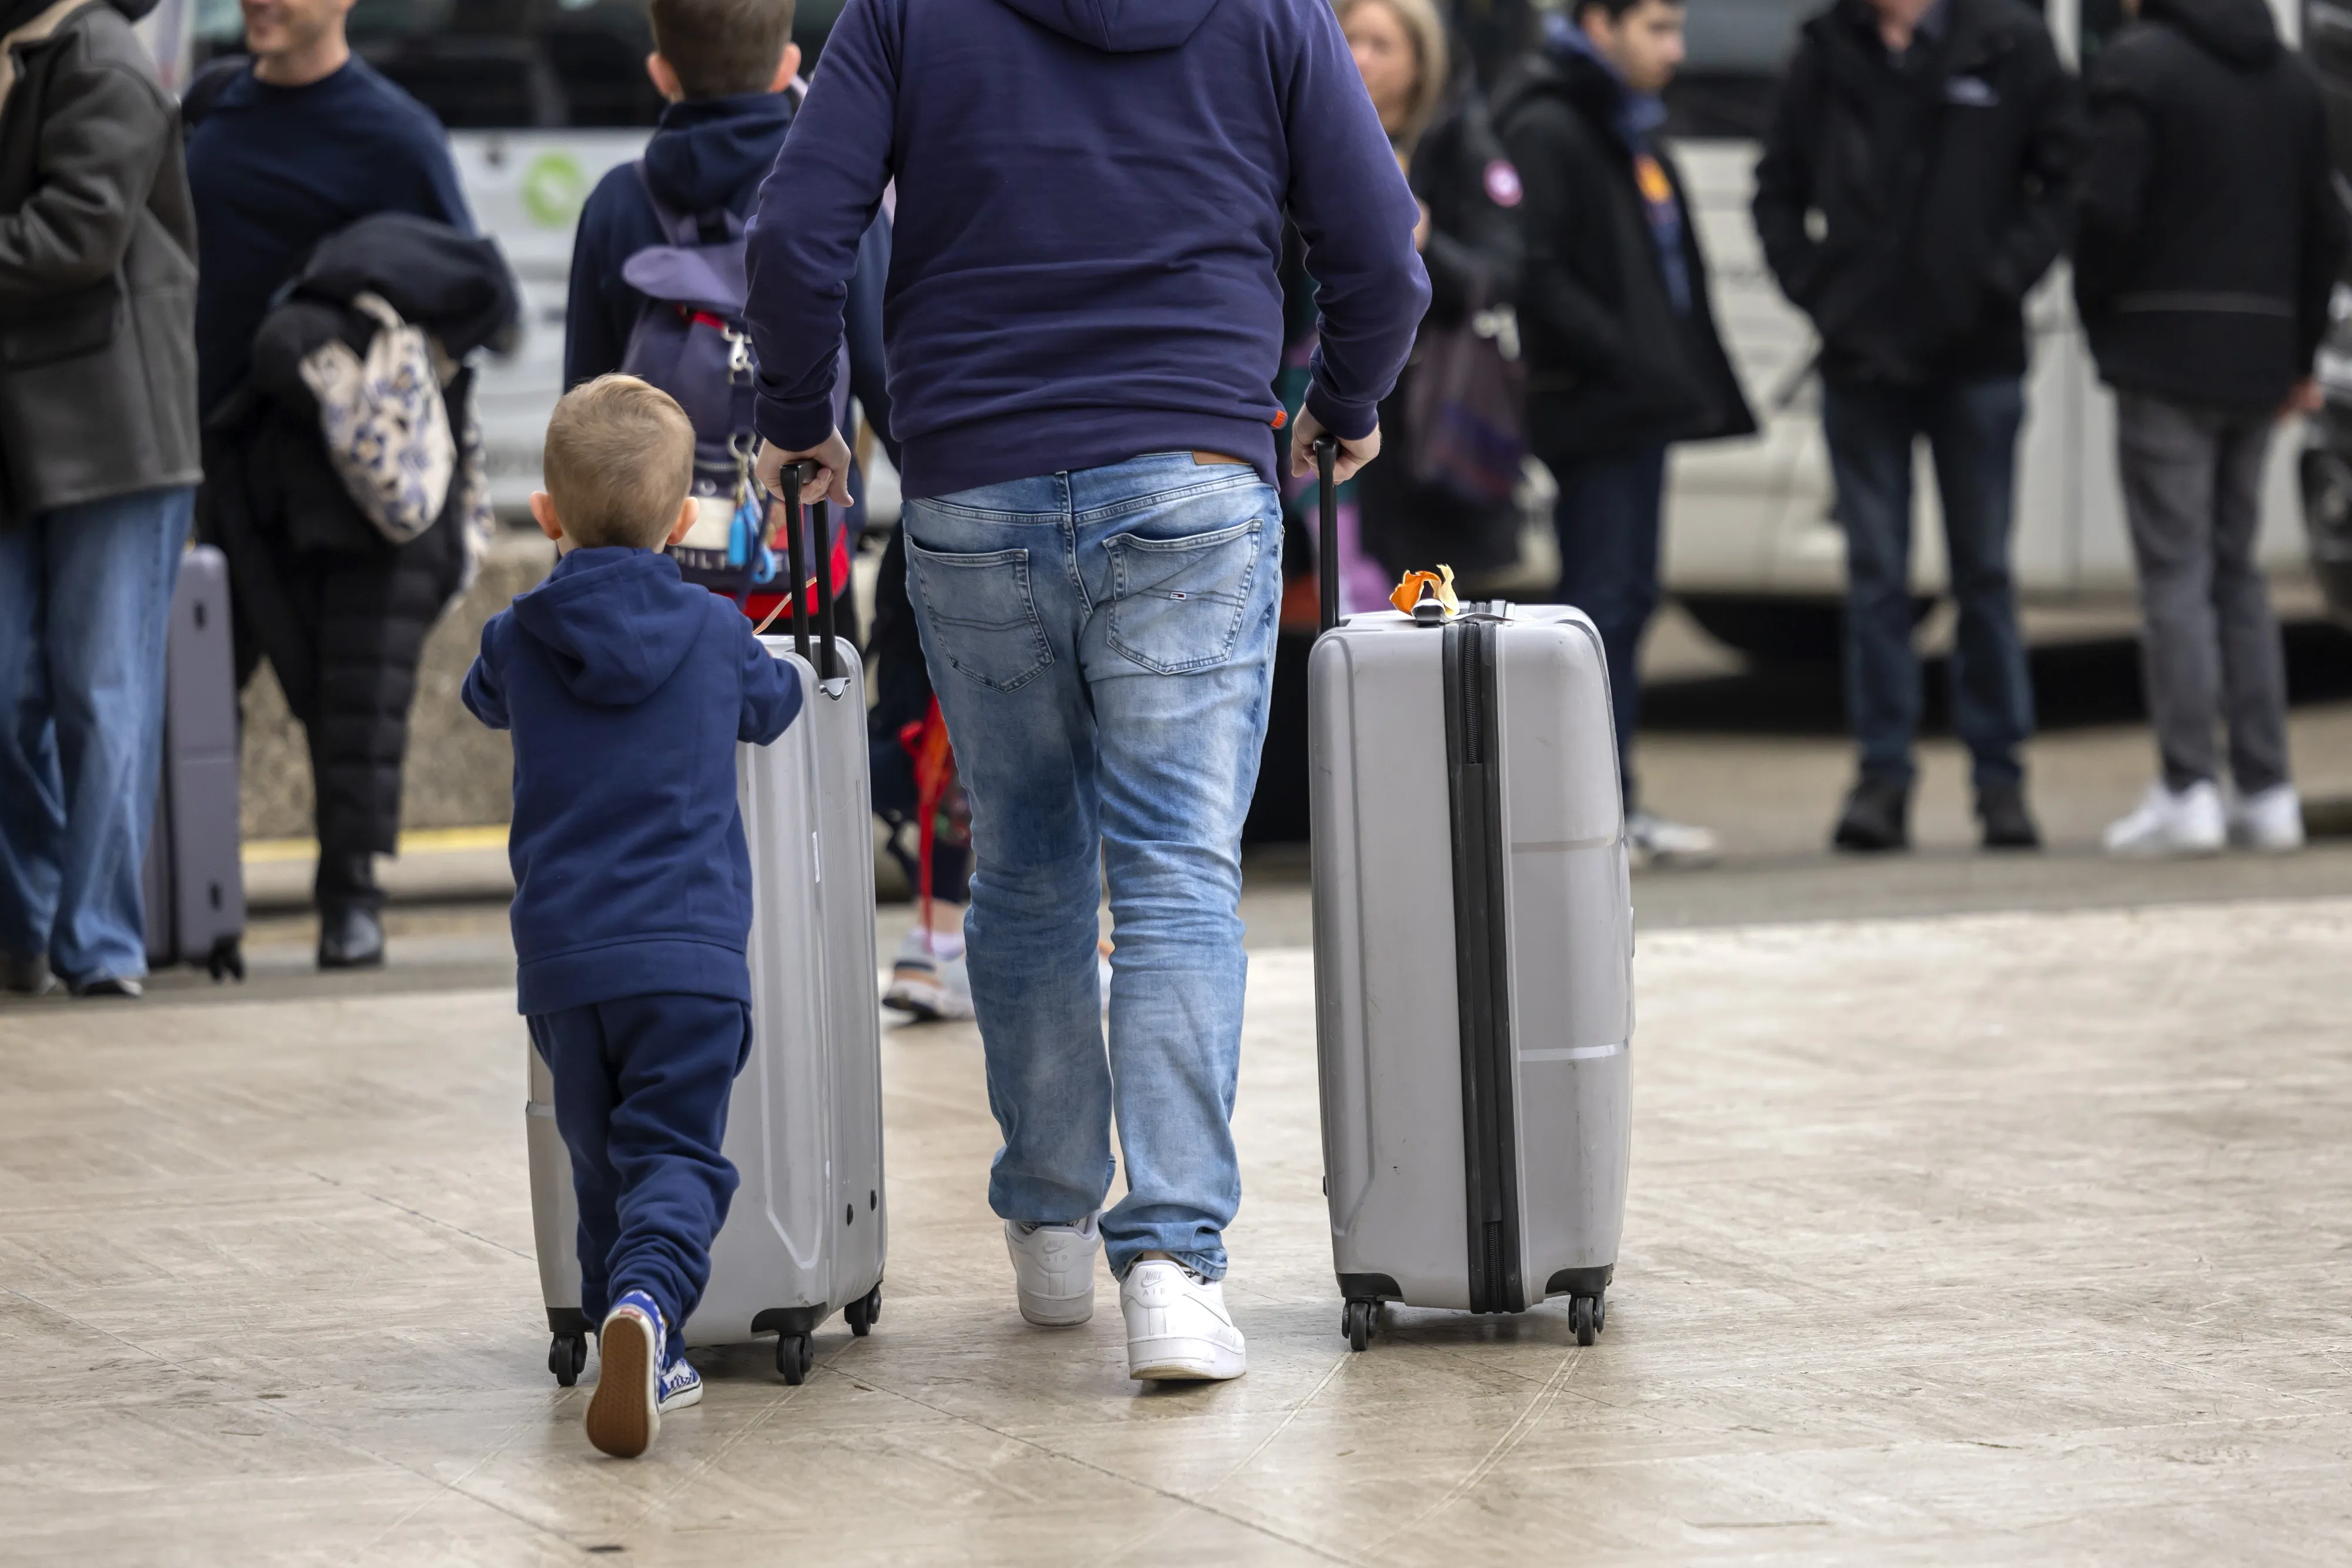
[463,375,801,1459]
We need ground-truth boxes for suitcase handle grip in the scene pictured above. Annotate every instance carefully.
[1314,434,1338,635]
[779,461,813,669]
[812,496,843,689]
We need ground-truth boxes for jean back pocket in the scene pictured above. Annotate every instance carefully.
[1105,518,1264,676]
[904,540,1054,693]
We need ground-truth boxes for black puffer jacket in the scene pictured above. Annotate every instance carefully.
[1752,0,2083,387]
[2074,0,2348,412]
[0,0,198,522]
[1493,44,1753,463]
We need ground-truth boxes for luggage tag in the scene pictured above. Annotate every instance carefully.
[1391,565,1461,624]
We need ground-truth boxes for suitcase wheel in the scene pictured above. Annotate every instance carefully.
[1571,1295,1603,1347]
[549,1332,587,1388]
[205,938,245,984]
[1343,1299,1376,1353]
[845,1283,883,1339]
[777,1332,814,1384]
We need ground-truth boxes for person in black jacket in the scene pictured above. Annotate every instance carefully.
[1753,0,2082,854]
[0,0,201,1000]
[1494,0,1756,865]
[188,0,489,970]
[2076,0,2348,858]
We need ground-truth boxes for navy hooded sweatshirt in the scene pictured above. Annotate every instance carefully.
[462,548,803,1016]
[743,0,1430,499]
[564,87,895,463]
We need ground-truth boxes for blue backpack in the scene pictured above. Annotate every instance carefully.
[616,167,848,599]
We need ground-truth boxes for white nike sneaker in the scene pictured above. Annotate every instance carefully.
[1120,1259,1246,1382]
[1626,809,1720,869]
[1005,1213,1101,1326]
[2227,783,2306,852]
[2103,780,2227,857]
[883,927,974,1021]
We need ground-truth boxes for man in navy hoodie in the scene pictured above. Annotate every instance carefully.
[463,376,801,1459]
[743,0,1428,1383]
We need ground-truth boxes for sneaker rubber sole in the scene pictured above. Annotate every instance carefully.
[584,1311,659,1459]
[1128,1336,1247,1382]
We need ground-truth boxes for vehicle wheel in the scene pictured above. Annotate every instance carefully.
[1345,1299,1373,1353]
[549,1332,585,1387]
[777,1332,813,1384]
[1570,1296,1597,1347]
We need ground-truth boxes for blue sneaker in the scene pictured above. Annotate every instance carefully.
[658,1347,703,1413]
[586,1291,665,1458]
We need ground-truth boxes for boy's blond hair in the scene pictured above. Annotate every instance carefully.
[650,0,797,99]
[541,376,696,550]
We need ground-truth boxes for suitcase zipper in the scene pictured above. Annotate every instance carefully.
[1442,619,1523,1315]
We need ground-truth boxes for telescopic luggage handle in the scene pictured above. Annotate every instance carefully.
[1315,434,1339,635]
[775,462,843,688]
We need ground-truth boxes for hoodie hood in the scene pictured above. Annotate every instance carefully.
[2143,0,2280,69]
[994,0,1218,52]
[510,548,709,707]
[642,91,798,215]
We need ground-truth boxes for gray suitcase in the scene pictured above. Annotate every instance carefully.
[529,492,886,1388]
[143,543,246,982]
[1305,442,1631,1352]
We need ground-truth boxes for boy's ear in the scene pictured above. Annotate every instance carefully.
[646,51,685,103]
[666,495,699,548]
[769,42,803,95]
[529,491,566,544]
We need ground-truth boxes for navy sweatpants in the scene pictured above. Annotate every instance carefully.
[529,993,753,1338]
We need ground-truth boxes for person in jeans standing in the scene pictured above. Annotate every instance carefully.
[1494,0,1756,865]
[0,0,201,999]
[1753,0,2081,852]
[2076,0,2346,856]
[746,0,1425,1380]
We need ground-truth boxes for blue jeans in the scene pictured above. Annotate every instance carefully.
[901,452,1282,1282]
[1550,444,1668,806]
[0,487,195,982]
[532,994,754,1335]
[1822,378,2033,787]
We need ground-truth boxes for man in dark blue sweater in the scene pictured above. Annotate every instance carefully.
[185,0,475,970]
[743,0,1427,1384]
[465,376,802,1458]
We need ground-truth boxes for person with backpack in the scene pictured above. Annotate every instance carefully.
[564,0,894,636]
[1492,0,1755,868]
[744,0,1426,1383]
[186,0,483,971]
[0,0,201,1000]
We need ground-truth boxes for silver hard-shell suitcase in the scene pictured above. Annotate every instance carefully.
[143,543,247,982]
[1306,442,1631,1351]
[529,488,886,1386]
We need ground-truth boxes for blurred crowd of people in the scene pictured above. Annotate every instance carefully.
[0,0,2343,1002]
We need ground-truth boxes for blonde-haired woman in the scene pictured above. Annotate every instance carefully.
[1331,0,1527,593]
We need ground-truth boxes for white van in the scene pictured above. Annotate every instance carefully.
[1661,0,2311,660]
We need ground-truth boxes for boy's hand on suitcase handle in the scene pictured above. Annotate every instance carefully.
[755,432,855,508]
[1287,407,1381,485]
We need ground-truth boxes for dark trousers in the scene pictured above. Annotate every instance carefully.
[2116,393,2290,795]
[1550,444,1668,804]
[530,993,753,1336]
[1822,377,2034,787]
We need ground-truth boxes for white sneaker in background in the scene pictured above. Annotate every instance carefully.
[1005,1213,1101,1326]
[2103,780,2227,857]
[2228,783,2306,852]
[1627,810,1720,868]
[1120,1259,1246,1382]
[883,927,975,1021]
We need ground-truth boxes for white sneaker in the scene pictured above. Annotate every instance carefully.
[2103,780,2227,857]
[2227,783,2306,852]
[883,927,974,1021]
[1005,1213,1101,1326]
[1120,1259,1246,1382]
[1626,809,1720,868]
